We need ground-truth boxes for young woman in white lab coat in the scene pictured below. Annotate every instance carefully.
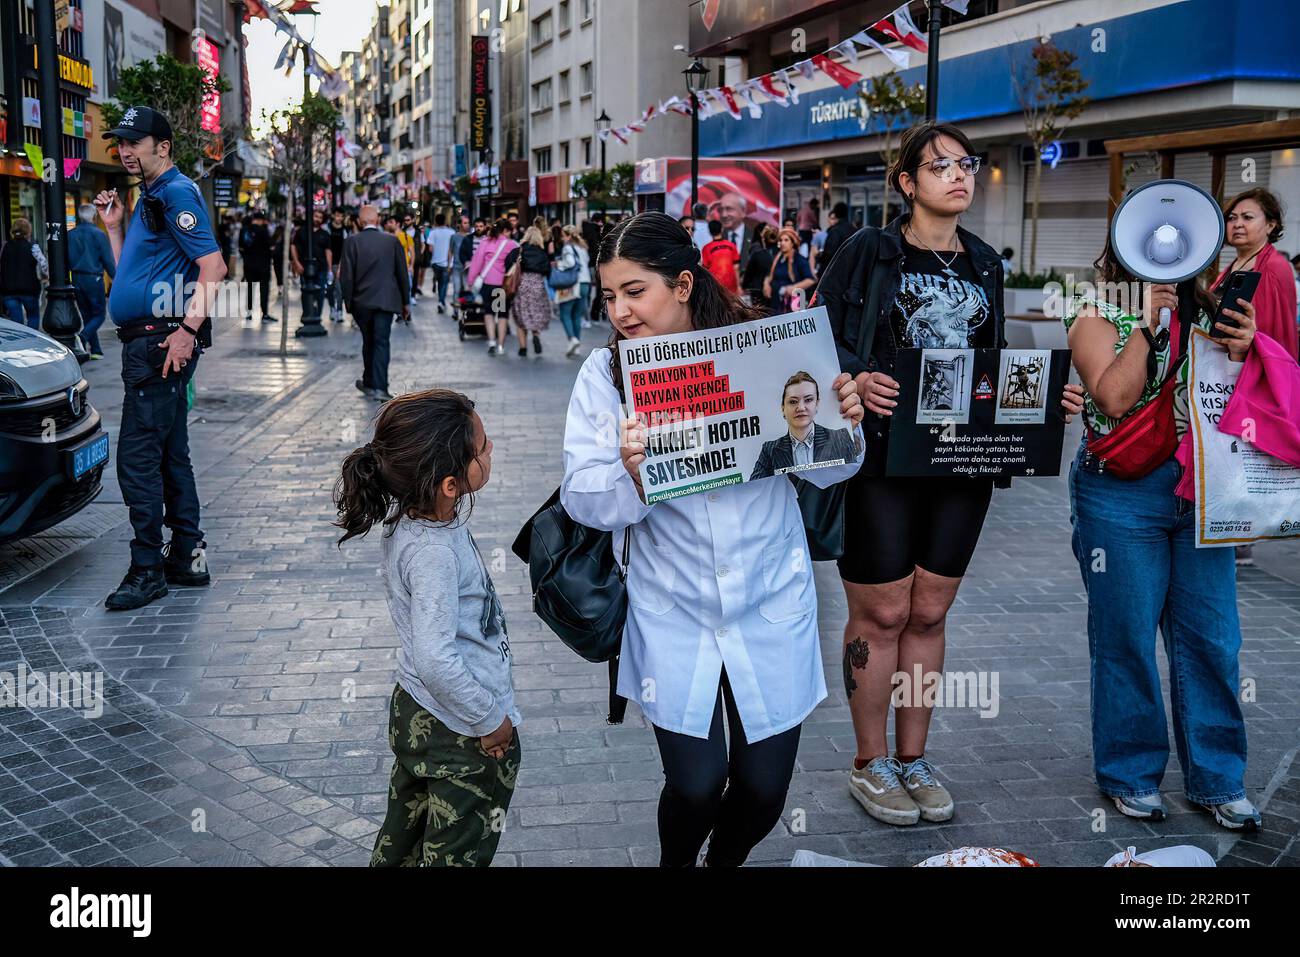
[561,212,865,866]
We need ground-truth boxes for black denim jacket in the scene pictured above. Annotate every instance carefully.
[813,214,1007,478]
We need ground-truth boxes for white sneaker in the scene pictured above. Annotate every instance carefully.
[1200,797,1261,831]
[565,337,580,357]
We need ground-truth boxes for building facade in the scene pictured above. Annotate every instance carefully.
[526,0,694,222]
[1,0,248,243]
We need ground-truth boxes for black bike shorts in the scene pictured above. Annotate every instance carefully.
[837,472,994,585]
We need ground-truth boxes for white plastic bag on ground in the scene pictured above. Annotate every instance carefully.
[1103,845,1215,867]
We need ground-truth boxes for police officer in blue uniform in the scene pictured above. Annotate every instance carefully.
[93,106,228,610]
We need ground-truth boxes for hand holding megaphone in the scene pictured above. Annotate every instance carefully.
[1141,283,1179,330]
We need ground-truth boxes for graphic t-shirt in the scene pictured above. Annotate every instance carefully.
[890,240,991,349]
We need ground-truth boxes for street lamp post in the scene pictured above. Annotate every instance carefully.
[34,0,84,356]
[924,0,943,121]
[330,117,338,213]
[294,7,325,338]
[595,109,610,216]
[683,59,710,212]
[294,42,326,337]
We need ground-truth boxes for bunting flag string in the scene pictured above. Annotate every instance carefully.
[249,0,349,100]
[570,1,964,143]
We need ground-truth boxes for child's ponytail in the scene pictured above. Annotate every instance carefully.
[335,443,393,544]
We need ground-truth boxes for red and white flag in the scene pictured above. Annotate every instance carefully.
[244,0,274,20]
[812,53,863,89]
[758,72,790,106]
[852,29,911,69]
[610,127,629,144]
[718,85,743,119]
[892,5,930,52]
[873,11,927,54]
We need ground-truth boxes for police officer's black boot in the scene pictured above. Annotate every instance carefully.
[105,565,168,611]
[163,540,211,587]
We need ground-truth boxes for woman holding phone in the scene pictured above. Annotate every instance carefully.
[1214,188,1296,566]
[1064,235,1261,831]
[815,121,1085,827]
[561,212,865,866]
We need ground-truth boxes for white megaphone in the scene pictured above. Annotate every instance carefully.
[1109,179,1225,329]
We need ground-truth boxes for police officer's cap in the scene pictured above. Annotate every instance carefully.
[103,106,174,144]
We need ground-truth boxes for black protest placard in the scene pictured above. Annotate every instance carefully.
[885,347,1071,478]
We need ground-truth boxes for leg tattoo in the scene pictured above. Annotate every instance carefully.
[842,637,870,699]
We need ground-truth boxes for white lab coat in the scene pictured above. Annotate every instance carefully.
[561,348,864,741]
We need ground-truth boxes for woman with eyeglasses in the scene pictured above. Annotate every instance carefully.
[815,121,1084,828]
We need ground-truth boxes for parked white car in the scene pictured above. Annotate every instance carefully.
[0,317,108,544]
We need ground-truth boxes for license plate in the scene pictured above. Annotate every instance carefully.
[69,432,110,480]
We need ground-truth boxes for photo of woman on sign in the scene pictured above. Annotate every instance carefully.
[561,212,864,867]
[748,371,862,480]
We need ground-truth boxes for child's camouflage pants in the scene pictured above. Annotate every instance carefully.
[370,685,520,867]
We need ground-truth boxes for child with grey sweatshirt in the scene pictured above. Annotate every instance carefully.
[335,389,519,868]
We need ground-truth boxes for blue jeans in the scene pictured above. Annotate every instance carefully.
[4,296,40,329]
[431,265,450,306]
[1068,445,1247,805]
[73,277,107,355]
[558,295,584,340]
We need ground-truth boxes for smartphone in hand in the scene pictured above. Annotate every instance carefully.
[1210,270,1261,338]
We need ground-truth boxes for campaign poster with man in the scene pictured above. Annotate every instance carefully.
[660,158,782,227]
[618,306,860,503]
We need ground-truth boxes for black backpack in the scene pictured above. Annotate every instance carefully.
[511,488,630,723]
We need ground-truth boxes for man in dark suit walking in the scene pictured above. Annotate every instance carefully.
[749,371,861,480]
[238,210,274,322]
[339,204,410,401]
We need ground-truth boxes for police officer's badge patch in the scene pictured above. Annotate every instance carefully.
[176,211,197,231]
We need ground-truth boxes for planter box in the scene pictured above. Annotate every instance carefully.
[1005,286,1052,317]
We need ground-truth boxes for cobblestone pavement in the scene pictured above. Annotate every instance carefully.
[1,286,1297,867]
